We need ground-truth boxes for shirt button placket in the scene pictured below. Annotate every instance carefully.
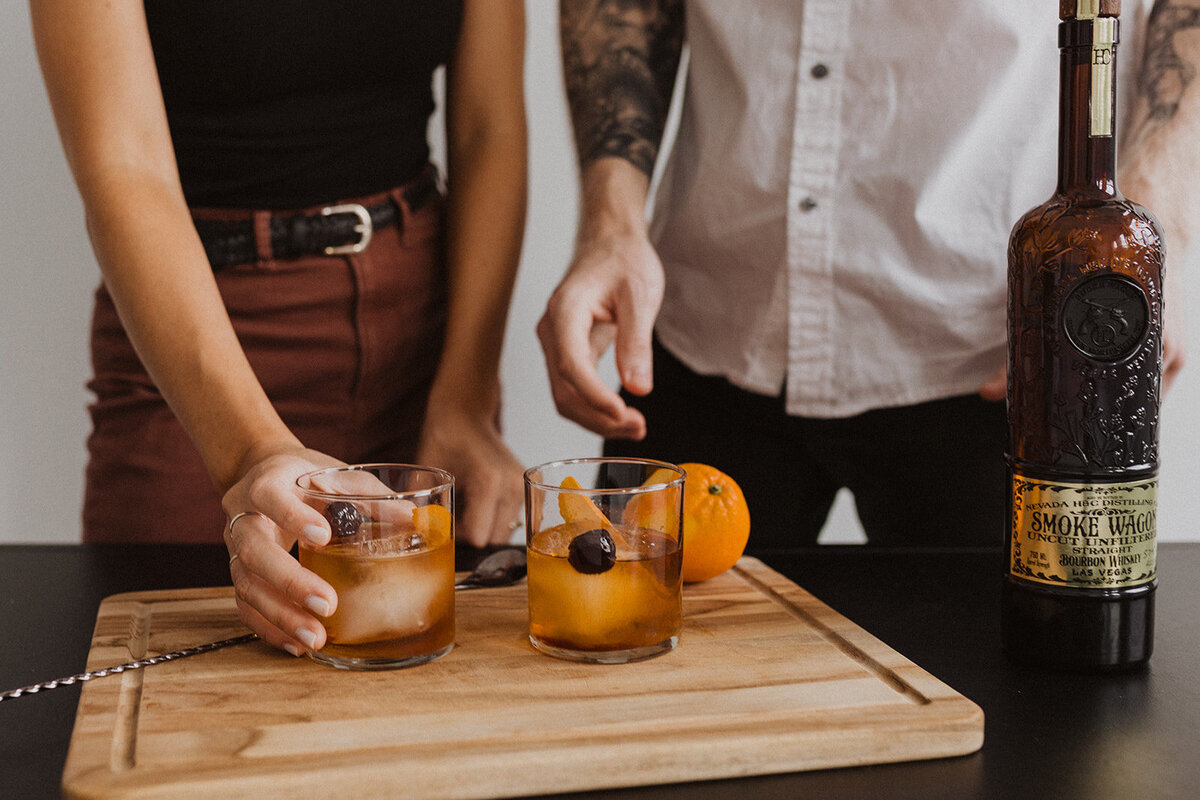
[787,0,850,415]
[800,68,830,213]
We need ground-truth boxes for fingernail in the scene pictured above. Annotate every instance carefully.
[295,628,318,650]
[625,365,651,391]
[304,595,330,617]
[301,524,329,546]
[283,642,303,658]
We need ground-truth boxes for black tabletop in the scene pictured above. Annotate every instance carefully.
[2,543,1196,800]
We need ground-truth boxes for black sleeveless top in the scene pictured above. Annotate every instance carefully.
[144,1,462,208]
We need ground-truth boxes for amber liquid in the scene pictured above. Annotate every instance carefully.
[300,526,455,663]
[1003,16,1162,670]
[528,522,682,656]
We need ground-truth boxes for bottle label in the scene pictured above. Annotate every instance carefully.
[1090,17,1116,137]
[1009,474,1156,588]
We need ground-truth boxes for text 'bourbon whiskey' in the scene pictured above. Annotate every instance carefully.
[1004,0,1163,671]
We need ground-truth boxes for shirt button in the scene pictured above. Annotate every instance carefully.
[811,63,830,79]
[799,197,818,212]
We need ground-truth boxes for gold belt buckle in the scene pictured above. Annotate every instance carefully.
[320,203,373,255]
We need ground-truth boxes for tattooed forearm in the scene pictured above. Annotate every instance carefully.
[1137,0,1200,122]
[560,0,685,176]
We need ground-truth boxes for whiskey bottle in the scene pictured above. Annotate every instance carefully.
[1003,0,1163,670]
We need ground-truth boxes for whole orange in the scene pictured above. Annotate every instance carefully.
[678,463,750,582]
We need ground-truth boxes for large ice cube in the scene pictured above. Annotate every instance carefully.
[360,529,426,556]
[328,555,446,645]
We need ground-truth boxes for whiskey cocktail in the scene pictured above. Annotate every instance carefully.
[524,458,684,663]
[297,464,454,670]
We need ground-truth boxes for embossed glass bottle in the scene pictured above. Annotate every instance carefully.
[1003,0,1163,670]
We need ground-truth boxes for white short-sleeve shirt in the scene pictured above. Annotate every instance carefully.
[650,0,1150,418]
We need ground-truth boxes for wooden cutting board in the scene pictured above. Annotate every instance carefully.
[62,557,983,799]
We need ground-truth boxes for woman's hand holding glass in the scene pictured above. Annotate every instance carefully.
[221,446,344,657]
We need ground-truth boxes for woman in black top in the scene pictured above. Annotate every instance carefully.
[31,1,526,657]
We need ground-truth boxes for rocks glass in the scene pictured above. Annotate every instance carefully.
[524,458,685,663]
[296,464,455,670]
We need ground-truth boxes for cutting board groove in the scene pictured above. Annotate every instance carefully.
[62,557,982,799]
[734,563,928,703]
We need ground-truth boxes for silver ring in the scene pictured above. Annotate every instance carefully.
[227,510,268,537]
[228,553,241,567]
[507,519,524,532]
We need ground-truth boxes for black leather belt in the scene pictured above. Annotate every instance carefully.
[194,170,439,270]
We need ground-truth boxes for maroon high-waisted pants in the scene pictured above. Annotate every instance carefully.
[83,176,446,543]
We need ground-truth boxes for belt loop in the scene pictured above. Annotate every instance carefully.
[253,210,274,263]
[388,185,414,248]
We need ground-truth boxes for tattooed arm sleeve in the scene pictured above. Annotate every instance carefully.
[560,0,685,178]
[1129,0,1200,141]
[1121,0,1200,387]
[1123,1,1200,227]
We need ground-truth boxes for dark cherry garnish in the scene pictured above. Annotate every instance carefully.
[567,528,616,574]
[324,501,364,538]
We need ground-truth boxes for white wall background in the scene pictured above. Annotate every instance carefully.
[2,2,1194,545]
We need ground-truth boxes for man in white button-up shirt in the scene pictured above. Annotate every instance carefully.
[538,0,1192,548]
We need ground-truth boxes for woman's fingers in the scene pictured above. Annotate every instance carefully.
[233,591,306,658]
[221,448,348,655]
[226,509,334,653]
[245,468,335,549]
[459,471,524,547]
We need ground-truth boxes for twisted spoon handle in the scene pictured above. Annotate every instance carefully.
[0,633,259,702]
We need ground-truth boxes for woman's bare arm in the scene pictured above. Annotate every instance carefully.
[418,0,530,546]
[30,0,337,655]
